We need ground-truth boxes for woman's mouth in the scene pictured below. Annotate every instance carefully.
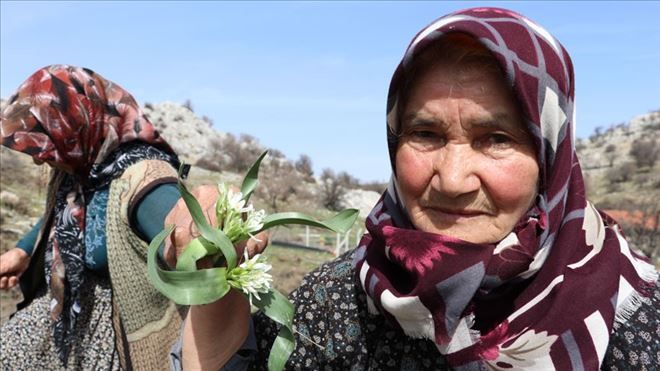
[425,207,488,221]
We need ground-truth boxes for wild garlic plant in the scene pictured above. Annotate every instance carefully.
[147,151,358,371]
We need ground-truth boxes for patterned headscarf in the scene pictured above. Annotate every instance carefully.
[353,8,657,370]
[1,65,179,363]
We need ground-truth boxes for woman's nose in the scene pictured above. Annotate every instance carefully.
[432,145,481,198]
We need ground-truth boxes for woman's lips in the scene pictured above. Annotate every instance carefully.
[424,207,488,221]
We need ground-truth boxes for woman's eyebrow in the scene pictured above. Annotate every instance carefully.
[401,113,448,129]
[470,113,522,131]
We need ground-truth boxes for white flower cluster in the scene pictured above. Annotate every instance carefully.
[227,250,273,306]
[215,183,266,243]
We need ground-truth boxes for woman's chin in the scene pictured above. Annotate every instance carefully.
[414,219,502,245]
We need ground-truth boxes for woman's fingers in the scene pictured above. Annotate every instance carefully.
[163,185,219,267]
[245,232,270,257]
[0,276,11,290]
[0,248,30,290]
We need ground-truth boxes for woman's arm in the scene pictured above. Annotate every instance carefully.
[182,290,251,370]
[0,217,42,289]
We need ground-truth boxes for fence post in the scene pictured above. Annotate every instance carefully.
[354,228,363,246]
[335,231,350,256]
[305,226,310,247]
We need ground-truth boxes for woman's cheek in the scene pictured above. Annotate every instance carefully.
[395,146,433,199]
[485,158,539,212]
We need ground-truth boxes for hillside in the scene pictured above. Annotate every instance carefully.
[576,110,659,262]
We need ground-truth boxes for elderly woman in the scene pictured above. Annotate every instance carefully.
[175,8,658,370]
[0,65,187,369]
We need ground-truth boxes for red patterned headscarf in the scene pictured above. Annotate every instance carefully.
[1,65,178,363]
[1,64,173,177]
[353,8,657,370]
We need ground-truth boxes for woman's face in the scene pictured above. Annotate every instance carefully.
[395,61,539,244]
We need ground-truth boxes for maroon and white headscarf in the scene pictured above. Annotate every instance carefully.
[1,65,178,363]
[353,7,657,370]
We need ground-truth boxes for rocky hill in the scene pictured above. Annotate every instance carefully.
[575,110,659,263]
[576,110,659,205]
[577,111,659,173]
[143,101,225,165]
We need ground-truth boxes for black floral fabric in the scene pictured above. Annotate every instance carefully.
[601,280,660,371]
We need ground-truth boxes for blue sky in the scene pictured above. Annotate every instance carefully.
[2,1,659,182]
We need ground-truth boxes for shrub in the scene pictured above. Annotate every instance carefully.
[605,144,617,167]
[629,139,659,168]
[607,162,636,184]
[320,168,346,211]
[183,99,194,112]
[295,154,314,181]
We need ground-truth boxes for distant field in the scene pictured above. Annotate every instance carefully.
[262,243,336,295]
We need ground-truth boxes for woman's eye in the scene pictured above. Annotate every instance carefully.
[400,128,445,151]
[475,133,516,151]
[411,130,437,139]
[488,133,513,145]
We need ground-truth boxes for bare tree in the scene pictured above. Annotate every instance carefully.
[268,148,286,159]
[196,133,263,173]
[196,136,229,172]
[320,168,345,211]
[202,115,214,127]
[183,99,194,112]
[607,162,636,184]
[629,139,659,168]
[337,171,360,188]
[295,154,314,181]
[589,126,603,143]
[605,144,617,167]
[255,160,301,212]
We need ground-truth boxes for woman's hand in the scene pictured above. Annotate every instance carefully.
[163,184,269,268]
[0,248,30,290]
[163,184,269,369]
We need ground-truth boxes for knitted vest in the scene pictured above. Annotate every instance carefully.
[106,159,184,370]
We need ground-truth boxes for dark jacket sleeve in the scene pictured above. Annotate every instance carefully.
[132,182,180,241]
[15,217,44,255]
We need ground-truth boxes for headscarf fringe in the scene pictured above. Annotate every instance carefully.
[614,266,658,326]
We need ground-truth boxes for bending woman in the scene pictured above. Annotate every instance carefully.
[0,65,184,370]
[174,7,659,371]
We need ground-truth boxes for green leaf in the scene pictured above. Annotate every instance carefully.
[259,208,359,234]
[268,327,295,371]
[240,150,268,203]
[176,237,218,271]
[177,178,238,269]
[252,289,295,371]
[147,226,231,305]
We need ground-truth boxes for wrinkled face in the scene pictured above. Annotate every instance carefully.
[395,61,539,244]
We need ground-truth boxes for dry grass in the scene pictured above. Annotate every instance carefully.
[263,244,335,294]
